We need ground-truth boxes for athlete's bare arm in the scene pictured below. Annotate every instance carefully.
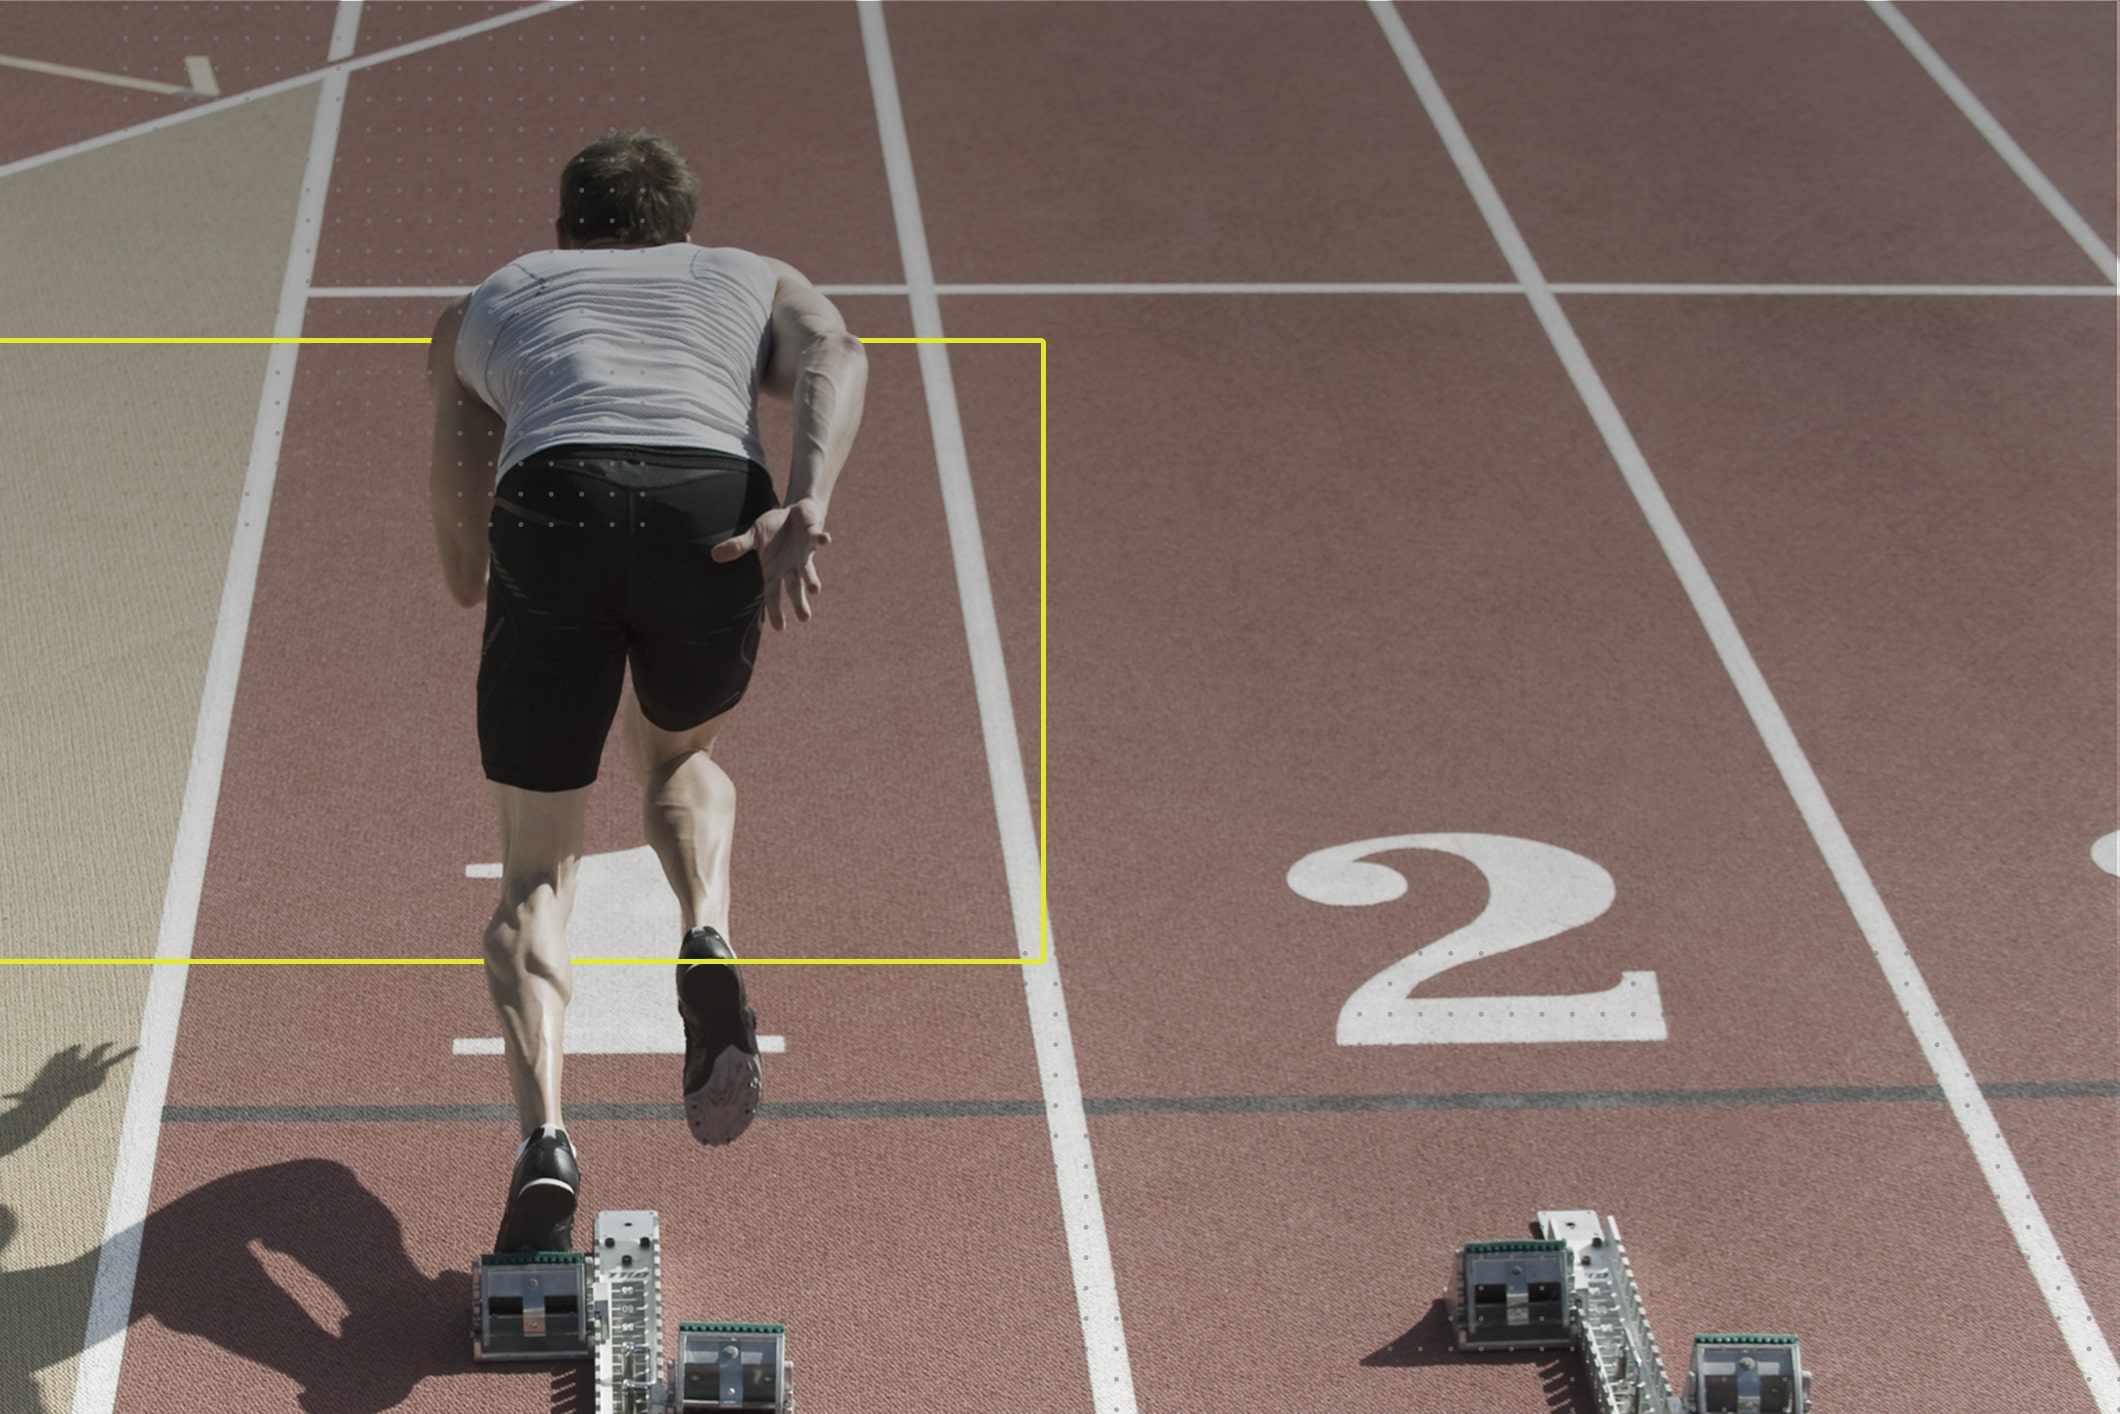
[426,295,505,608]
[710,258,868,630]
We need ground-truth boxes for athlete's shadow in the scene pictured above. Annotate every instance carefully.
[0,1044,138,1414]
[129,1157,469,1414]
[1363,1298,1594,1411]
[0,1042,559,1414]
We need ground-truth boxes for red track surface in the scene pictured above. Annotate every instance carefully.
[4,4,2114,1413]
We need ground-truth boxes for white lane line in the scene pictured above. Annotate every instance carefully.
[0,1,574,182]
[808,283,913,297]
[1868,0,2117,285]
[937,281,1521,295]
[1551,282,2120,298]
[1366,4,2120,1409]
[68,8,364,1414]
[306,279,2119,301]
[183,56,219,98]
[857,6,1137,1414]
[0,51,213,99]
[310,283,906,300]
[309,285,478,299]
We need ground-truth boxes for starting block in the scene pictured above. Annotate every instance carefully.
[473,1210,794,1413]
[1450,1210,1810,1414]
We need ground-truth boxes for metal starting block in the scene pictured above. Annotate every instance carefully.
[677,1322,790,1410]
[472,1251,591,1360]
[473,1210,794,1413]
[1452,1238,1574,1349]
[1450,1210,1808,1414]
[1685,1335,1810,1414]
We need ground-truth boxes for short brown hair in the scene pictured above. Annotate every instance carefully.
[557,130,698,245]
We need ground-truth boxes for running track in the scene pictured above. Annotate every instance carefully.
[0,4,2113,1413]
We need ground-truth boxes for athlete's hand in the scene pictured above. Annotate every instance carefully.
[712,497,831,630]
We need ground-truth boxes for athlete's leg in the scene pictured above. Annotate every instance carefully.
[621,684,735,935]
[483,781,591,1138]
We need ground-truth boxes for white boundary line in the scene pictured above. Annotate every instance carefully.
[67,8,364,1413]
[1550,282,2118,298]
[307,280,2118,301]
[1367,5,2119,1408]
[1869,0,2118,286]
[857,5,1137,1413]
[0,1,572,183]
[0,51,210,99]
[935,281,1520,295]
[307,283,910,300]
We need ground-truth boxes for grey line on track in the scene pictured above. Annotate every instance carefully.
[161,1078,2119,1126]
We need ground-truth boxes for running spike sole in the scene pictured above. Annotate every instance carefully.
[678,930,762,1146]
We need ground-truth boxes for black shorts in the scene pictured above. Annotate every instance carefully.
[477,443,778,792]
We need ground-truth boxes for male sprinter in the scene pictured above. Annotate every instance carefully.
[425,130,868,1253]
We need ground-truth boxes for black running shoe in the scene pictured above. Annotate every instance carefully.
[677,927,762,1145]
[492,1125,579,1254]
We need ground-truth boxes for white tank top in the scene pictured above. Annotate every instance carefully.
[455,243,776,475]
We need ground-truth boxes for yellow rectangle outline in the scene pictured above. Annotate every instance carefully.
[0,334,1047,967]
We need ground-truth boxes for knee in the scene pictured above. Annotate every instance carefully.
[698,758,735,815]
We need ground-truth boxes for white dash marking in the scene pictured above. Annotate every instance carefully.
[2093,833,2118,877]
[0,52,199,97]
[183,55,219,98]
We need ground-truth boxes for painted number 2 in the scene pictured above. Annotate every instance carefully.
[1286,833,1667,1046]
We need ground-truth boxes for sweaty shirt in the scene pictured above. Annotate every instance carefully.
[454,242,776,476]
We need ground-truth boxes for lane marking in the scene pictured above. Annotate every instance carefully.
[0,51,217,99]
[935,281,1520,295]
[68,8,365,1414]
[155,1077,2120,1126]
[0,1,575,183]
[455,849,792,1054]
[1868,0,2118,285]
[309,283,908,299]
[1551,282,2119,298]
[309,285,479,299]
[183,56,219,98]
[858,5,1135,1413]
[306,279,2120,301]
[1367,5,2119,1406]
[1288,834,1667,1045]
[2093,832,2118,877]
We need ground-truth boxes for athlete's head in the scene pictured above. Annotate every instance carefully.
[555,130,698,248]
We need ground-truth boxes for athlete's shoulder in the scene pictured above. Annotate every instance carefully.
[462,253,559,318]
[490,248,571,284]
[689,244,774,278]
